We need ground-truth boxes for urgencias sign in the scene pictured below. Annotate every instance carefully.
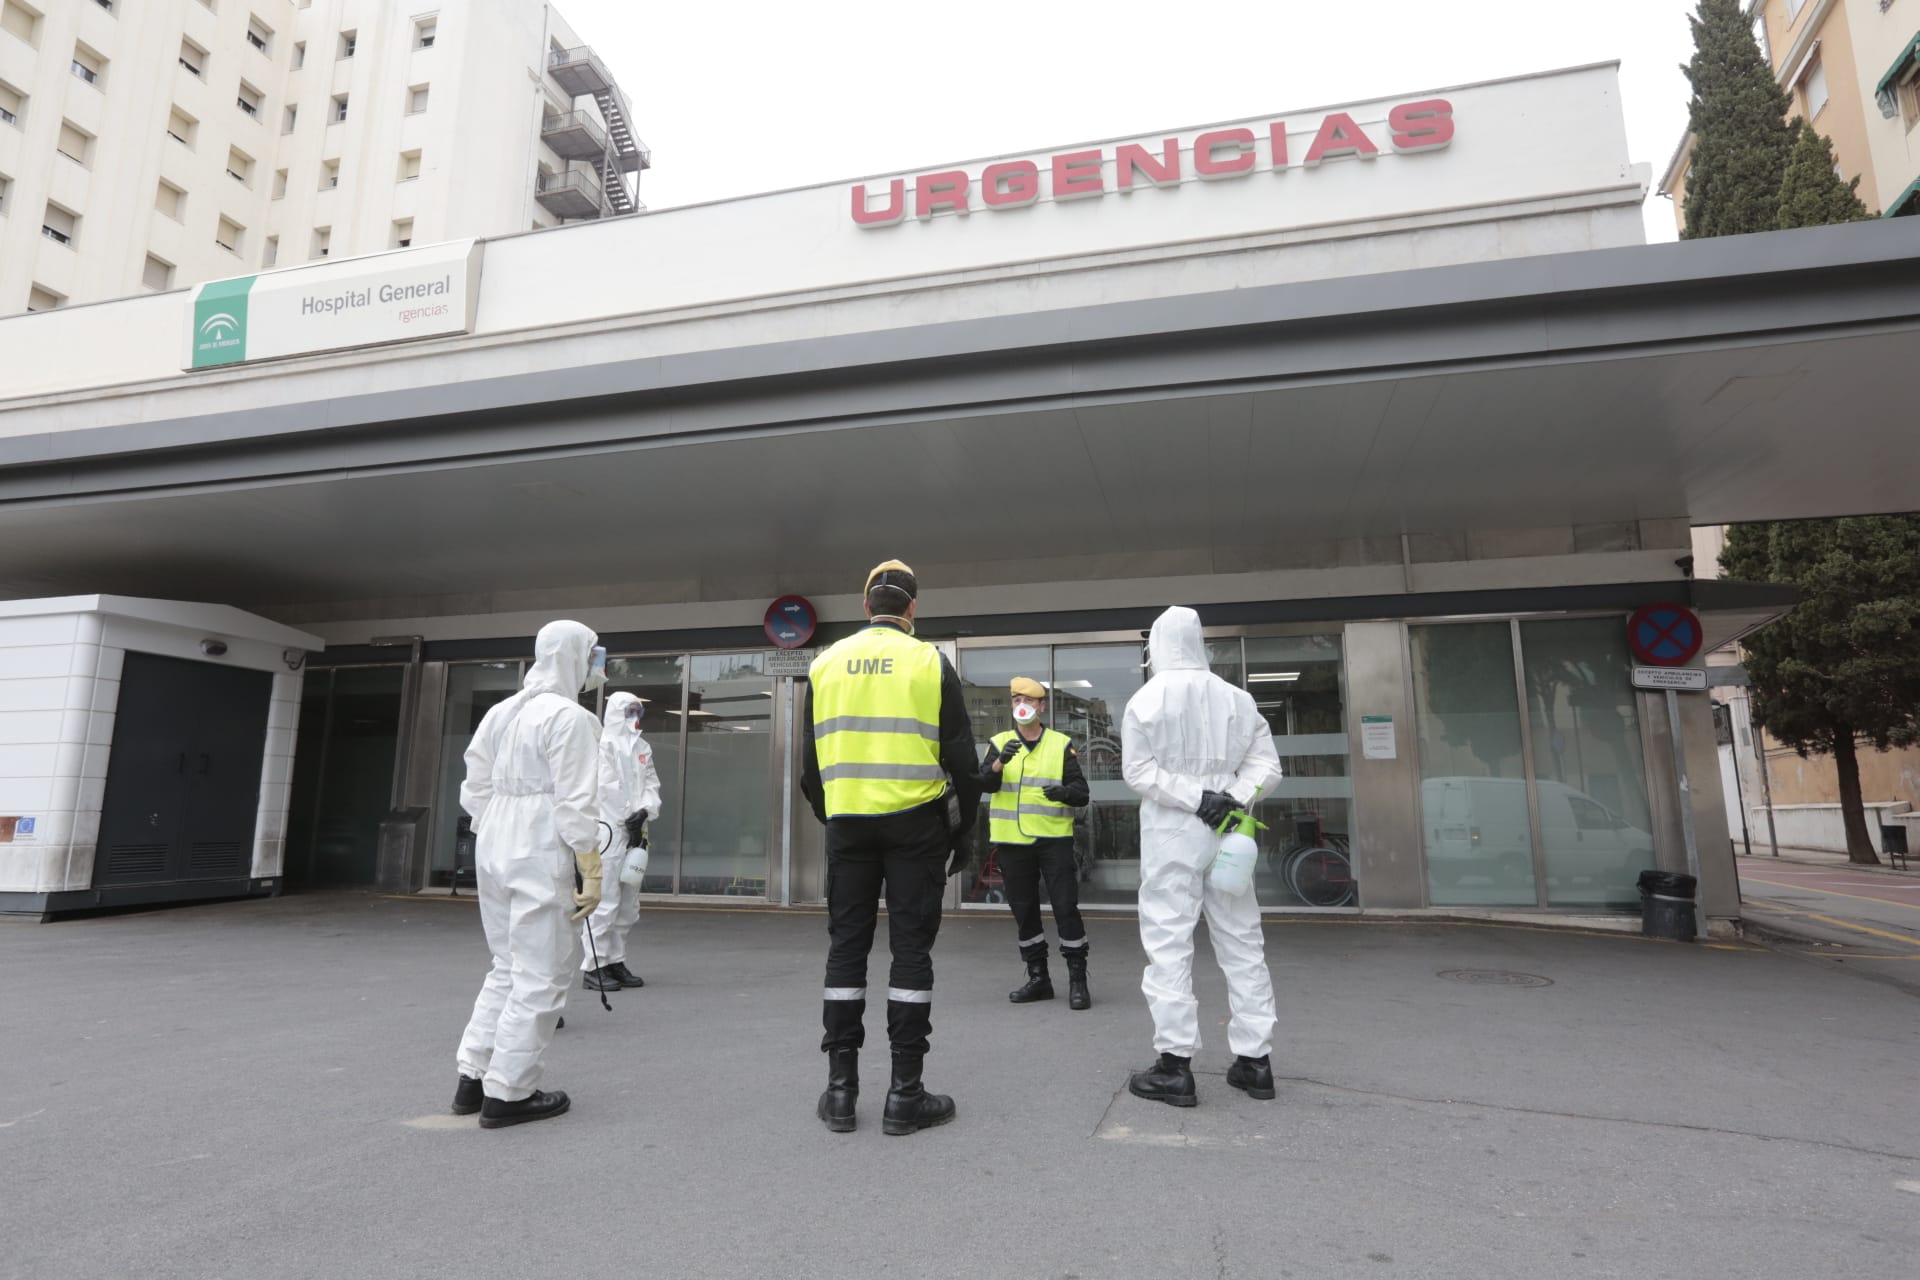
[851,100,1454,229]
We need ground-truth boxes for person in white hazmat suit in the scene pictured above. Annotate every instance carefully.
[580,692,663,993]
[450,620,608,1129]
[1121,606,1284,1107]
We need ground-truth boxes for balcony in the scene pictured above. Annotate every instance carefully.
[540,109,609,162]
[534,170,608,220]
[547,45,614,98]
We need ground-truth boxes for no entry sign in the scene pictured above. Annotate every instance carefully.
[1627,603,1703,667]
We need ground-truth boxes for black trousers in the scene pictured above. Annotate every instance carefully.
[999,837,1087,960]
[821,800,948,1059]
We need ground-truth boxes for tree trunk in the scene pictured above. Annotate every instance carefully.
[1831,732,1881,865]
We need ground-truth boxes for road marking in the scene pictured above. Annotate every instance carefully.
[1742,878,1920,913]
[1796,912,1920,948]
[1897,1180,1920,1196]
[0,1108,45,1129]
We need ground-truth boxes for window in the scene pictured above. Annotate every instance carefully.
[0,172,9,215]
[1902,71,1920,131]
[167,107,196,147]
[155,180,185,221]
[1806,59,1830,117]
[406,84,429,114]
[1,2,39,47]
[246,17,271,54]
[414,17,436,49]
[56,121,90,166]
[392,218,413,248]
[263,234,277,266]
[95,0,112,11]
[1753,14,1770,66]
[1785,0,1807,22]
[237,81,263,118]
[338,30,355,59]
[321,158,339,189]
[312,226,331,258]
[271,168,287,198]
[227,146,253,185]
[26,285,63,312]
[216,216,243,254]
[331,93,348,122]
[292,40,304,69]
[283,104,297,133]
[71,44,104,86]
[41,202,77,247]
[398,149,422,181]
[179,38,206,77]
[142,254,174,292]
[0,81,20,127]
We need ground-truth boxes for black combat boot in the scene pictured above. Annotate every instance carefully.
[1227,1054,1277,1100]
[881,1056,957,1136]
[478,1089,571,1129]
[608,962,645,988]
[582,966,622,993]
[451,1074,483,1116]
[1128,1053,1197,1107]
[1008,953,1054,1004]
[1063,947,1091,1011]
[816,1049,859,1134]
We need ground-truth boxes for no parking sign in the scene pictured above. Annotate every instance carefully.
[1627,603,1703,668]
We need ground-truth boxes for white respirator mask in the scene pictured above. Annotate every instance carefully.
[1012,703,1038,724]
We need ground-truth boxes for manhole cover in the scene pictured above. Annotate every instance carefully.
[1436,969,1553,987]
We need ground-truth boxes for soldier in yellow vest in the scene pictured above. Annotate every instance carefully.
[982,677,1093,1009]
[800,561,981,1136]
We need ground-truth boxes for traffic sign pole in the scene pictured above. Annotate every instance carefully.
[1667,689,1701,887]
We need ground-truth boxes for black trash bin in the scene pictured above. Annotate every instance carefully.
[1637,870,1698,942]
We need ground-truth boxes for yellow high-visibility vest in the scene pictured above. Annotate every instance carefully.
[988,728,1076,844]
[809,625,946,818]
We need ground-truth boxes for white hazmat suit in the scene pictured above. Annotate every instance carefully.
[455,620,602,1101]
[580,692,663,975]
[1121,606,1284,1060]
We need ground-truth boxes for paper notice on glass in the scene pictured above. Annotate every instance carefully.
[1360,715,1396,761]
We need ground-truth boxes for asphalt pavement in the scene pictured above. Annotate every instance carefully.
[1736,851,1920,995]
[4,892,1918,1280]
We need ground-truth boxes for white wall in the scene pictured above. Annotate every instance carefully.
[1754,801,1913,854]
[0,63,1643,408]
[0,597,320,896]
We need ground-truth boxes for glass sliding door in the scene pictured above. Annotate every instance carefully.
[679,652,773,896]
[1053,643,1147,905]
[1410,623,1538,906]
[287,666,406,888]
[1519,619,1656,907]
[955,646,1049,904]
[605,655,686,894]
[429,661,521,889]
[1245,634,1354,907]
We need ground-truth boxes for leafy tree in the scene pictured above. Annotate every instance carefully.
[1721,521,1920,864]
[1778,121,1875,227]
[1680,0,1795,238]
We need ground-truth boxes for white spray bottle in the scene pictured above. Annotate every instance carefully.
[1207,786,1265,896]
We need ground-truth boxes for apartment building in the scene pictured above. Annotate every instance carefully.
[0,0,645,315]
[1661,0,1920,224]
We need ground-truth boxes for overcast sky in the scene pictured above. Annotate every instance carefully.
[558,0,1695,244]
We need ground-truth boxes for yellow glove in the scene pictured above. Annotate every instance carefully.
[570,848,603,922]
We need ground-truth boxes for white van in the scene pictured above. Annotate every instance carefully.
[1422,776,1653,890]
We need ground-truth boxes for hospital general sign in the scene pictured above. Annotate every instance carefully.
[187,239,483,369]
[851,99,1455,228]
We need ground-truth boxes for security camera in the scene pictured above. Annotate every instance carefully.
[1674,555,1695,578]
[200,639,229,657]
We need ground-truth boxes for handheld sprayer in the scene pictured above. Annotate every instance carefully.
[1208,786,1265,896]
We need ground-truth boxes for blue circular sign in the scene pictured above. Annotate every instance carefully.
[765,595,817,649]
[1627,603,1702,667]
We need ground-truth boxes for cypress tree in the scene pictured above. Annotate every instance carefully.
[1777,121,1875,227]
[1680,0,1794,238]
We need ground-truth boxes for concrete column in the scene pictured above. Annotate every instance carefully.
[1344,621,1424,909]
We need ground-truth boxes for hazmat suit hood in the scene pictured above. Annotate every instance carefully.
[525,620,599,698]
[603,691,642,736]
[1146,607,1208,675]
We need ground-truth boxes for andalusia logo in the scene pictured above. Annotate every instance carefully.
[191,275,257,368]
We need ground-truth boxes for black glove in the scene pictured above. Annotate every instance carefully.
[947,846,970,878]
[1042,784,1070,803]
[621,810,648,847]
[1195,790,1239,830]
[998,739,1024,764]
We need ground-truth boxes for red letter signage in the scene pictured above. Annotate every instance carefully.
[1302,112,1379,166]
[1116,140,1181,190]
[1388,98,1454,153]
[1051,149,1105,200]
[1193,128,1257,179]
[915,170,970,218]
[981,160,1041,208]
[851,180,906,228]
